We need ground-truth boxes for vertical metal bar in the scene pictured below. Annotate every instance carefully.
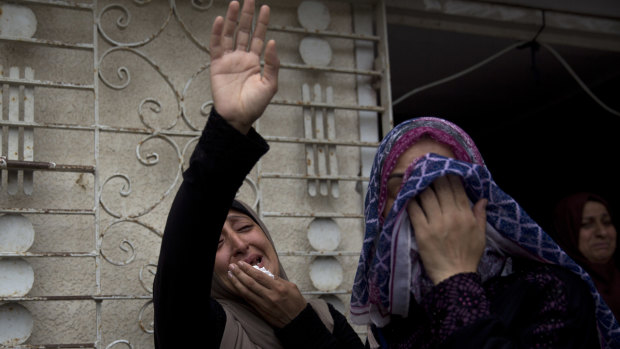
[23,67,35,195]
[0,65,3,186]
[325,86,339,198]
[313,84,328,196]
[96,300,102,349]
[8,67,20,195]
[252,0,264,218]
[353,3,380,203]
[376,0,394,136]
[302,83,317,197]
[92,1,102,347]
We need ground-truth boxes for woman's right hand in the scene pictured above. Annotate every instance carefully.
[227,261,308,328]
[209,0,279,134]
[408,175,488,285]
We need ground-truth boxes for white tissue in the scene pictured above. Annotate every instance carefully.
[252,265,275,279]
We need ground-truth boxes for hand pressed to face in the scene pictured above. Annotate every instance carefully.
[209,0,279,134]
[383,139,487,285]
[407,175,487,285]
[215,210,307,327]
[227,261,307,328]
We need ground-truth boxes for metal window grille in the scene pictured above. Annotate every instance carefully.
[0,0,391,347]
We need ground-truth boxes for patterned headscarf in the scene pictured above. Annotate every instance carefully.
[350,117,620,348]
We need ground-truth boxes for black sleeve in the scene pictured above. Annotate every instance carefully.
[328,304,367,348]
[275,304,365,349]
[152,109,268,349]
[439,265,600,349]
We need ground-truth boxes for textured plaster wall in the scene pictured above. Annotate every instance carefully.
[0,0,370,347]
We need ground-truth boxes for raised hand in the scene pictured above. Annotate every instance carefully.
[408,175,488,285]
[210,0,279,134]
[228,261,307,328]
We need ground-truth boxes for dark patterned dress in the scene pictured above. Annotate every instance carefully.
[371,260,600,348]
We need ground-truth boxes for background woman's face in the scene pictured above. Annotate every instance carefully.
[383,138,455,218]
[578,200,617,264]
[214,209,279,293]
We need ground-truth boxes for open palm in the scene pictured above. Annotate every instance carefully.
[209,0,279,134]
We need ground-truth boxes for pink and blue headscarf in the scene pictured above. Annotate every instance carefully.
[350,117,620,348]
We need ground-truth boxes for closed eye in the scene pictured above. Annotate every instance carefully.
[581,221,594,229]
[386,176,404,199]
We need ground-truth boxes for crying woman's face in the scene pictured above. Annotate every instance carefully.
[383,137,455,219]
[214,209,279,294]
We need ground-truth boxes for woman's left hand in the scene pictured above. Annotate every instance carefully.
[210,0,279,134]
[228,261,307,328]
[408,175,488,285]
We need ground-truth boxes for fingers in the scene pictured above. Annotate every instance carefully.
[250,5,270,55]
[209,16,224,58]
[210,1,240,58]
[409,174,481,231]
[473,198,488,231]
[408,198,429,232]
[431,176,452,213]
[263,40,279,88]
[259,6,278,93]
[231,261,274,290]
[235,0,255,51]
[447,175,470,209]
[228,263,273,306]
[227,263,270,303]
[418,186,441,224]
[221,0,241,53]
[239,260,275,286]
[408,174,487,285]
[427,175,469,215]
[211,1,274,62]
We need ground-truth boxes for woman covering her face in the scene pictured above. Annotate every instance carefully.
[152,1,364,348]
[553,192,620,319]
[351,117,619,348]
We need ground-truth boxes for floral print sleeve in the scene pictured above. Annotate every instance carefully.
[375,266,600,348]
[421,273,491,345]
[419,265,600,349]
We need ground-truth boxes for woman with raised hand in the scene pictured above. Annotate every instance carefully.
[351,117,618,348]
[153,1,364,348]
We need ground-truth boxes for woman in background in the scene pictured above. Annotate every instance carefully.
[553,192,620,319]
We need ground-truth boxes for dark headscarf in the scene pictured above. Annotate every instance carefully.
[212,200,333,349]
[553,192,620,319]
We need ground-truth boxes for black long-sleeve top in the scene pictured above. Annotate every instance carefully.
[153,109,364,348]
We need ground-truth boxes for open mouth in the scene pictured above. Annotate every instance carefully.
[246,255,264,268]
